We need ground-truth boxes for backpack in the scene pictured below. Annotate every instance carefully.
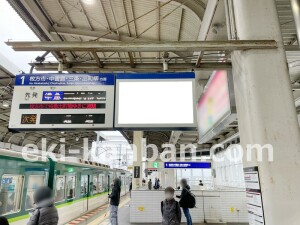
[185,189,196,208]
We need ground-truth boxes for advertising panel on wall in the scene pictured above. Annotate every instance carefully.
[134,166,140,178]
[114,72,197,130]
[9,73,115,130]
[197,70,237,143]
[244,167,265,225]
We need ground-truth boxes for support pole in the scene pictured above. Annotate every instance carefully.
[165,168,175,188]
[133,131,143,190]
[58,59,63,73]
[232,0,300,224]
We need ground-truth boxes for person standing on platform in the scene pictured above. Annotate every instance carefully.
[129,180,132,197]
[27,186,59,225]
[0,216,9,225]
[154,178,160,190]
[176,179,192,225]
[148,179,152,190]
[199,180,203,186]
[161,187,181,225]
[109,178,121,225]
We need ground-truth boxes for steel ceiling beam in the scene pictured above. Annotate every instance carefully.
[91,51,103,68]
[7,40,278,52]
[177,8,184,41]
[195,0,219,67]
[157,1,161,59]
[78,0,94,31]
[0,109,12,114]
[29,62,232,72]
[8,0,73,62]
[285,45,300,51]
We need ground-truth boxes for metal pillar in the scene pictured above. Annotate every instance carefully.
[133,131,143,190]
[166,168,175,188]
[232,0,300,224]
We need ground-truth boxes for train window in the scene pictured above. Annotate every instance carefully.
[93,174,104,194]
[0,174,24,215]
[26,175,45,210]
[80,175,88,195]
[92,175,98,194]
[54,175,65,203]
[66,176,76,199]
[99,174,104,192]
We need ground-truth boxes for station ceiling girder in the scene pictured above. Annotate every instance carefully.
[29,62,232,72]
[6,40,278,52]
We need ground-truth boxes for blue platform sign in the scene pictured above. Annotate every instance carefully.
[15,73,115,86]
[42,91,64,101]
[164,162,211,169]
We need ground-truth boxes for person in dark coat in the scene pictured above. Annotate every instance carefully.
[176,179,192,225]
[109,178,121,225]
[0,216,9,225]
[154,178,160,189]
[199,180,204,186]
[148,179,152,190]
[161,187,181,225]
[129,181,132,197]
[27,186,58,225]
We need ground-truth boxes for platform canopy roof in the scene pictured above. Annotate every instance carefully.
[1,0,300,153]
[7,0,231,71]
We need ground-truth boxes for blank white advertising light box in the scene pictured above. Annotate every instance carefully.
[114,73,197,129]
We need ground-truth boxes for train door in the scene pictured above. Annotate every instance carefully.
[80,174,89,212]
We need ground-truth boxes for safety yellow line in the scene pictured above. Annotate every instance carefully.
[88,197,131,225]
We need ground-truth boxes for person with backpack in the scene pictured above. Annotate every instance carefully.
[27,186,59,225]
[109,178,121,225]
[176,179,194,225]
[161,187,181,225]
[154,178,160,190]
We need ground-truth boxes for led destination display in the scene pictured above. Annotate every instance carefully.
[10,73,115,130]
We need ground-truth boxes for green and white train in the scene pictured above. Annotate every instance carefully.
[0,149,131,225]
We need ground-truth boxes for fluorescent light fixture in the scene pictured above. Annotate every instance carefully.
[98,131,128,143]
[82,0,95,5]
[2,101,9,107]
[100,131,123,137]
